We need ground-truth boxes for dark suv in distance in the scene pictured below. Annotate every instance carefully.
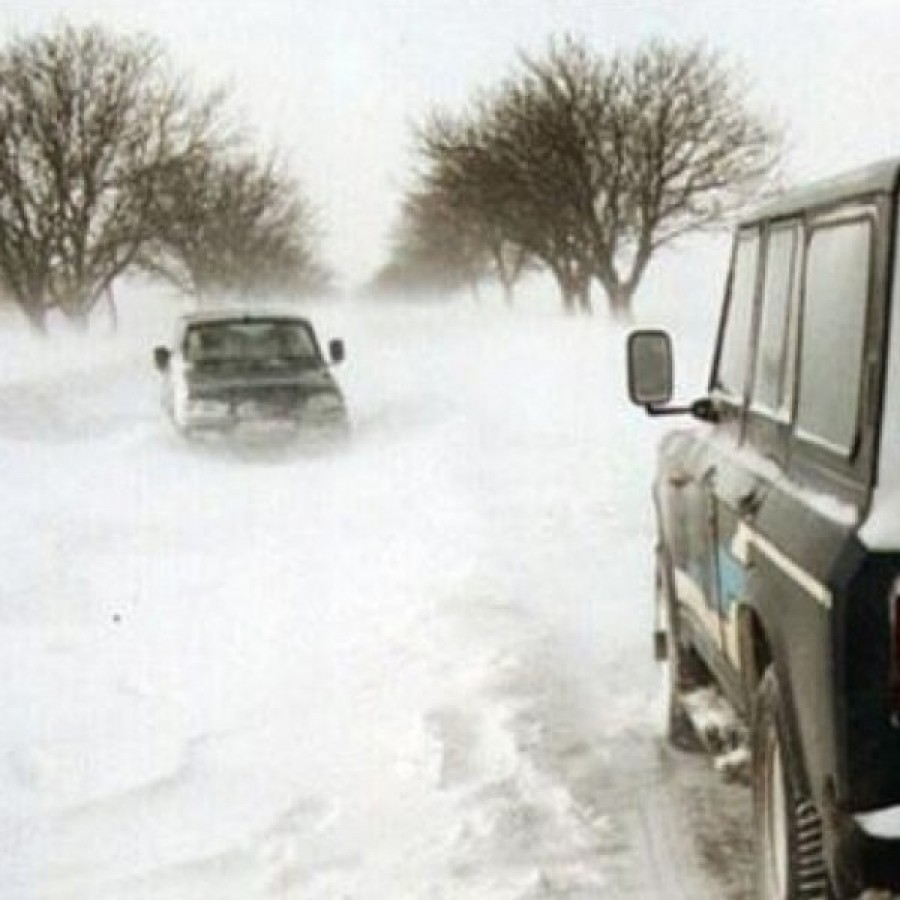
[627,159,900,899]
[153,311,349,440]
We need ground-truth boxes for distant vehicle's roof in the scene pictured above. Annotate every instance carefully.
[743,156,900,223]
[175,309,313,332]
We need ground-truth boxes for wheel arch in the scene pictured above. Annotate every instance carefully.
[737,602,774,705]
[740,600,821,807]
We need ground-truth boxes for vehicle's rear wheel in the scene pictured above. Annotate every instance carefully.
[752,667,830,899]
[656,562,703,751]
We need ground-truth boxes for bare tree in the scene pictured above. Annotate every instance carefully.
[372,182,493,300]
[0,24,223,331]
[407,37,779,319]
[414,60,609,314]
[143,151,328,301]
[478,62,602,314]
[573,39,777,320]
[411,114,538,306]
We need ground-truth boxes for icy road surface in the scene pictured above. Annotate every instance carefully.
[0,299,753,899]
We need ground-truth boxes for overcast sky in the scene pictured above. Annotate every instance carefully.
[4,0,900,286]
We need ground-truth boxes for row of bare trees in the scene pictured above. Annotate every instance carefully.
[377,37,780,319]
[0,24,327,333]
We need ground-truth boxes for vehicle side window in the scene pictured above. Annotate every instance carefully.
[716,230,760,398]
[795,219,872,456]
[751,223,801,417]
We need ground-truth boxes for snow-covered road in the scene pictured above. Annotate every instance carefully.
[0,296,752,898]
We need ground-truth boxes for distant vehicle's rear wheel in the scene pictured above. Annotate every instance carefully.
[656,562,703,751]
[753,667,830,899]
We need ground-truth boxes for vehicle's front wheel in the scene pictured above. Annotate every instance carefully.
[752,667,830,899]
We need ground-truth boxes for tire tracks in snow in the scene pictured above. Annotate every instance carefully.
[420,589,755,899]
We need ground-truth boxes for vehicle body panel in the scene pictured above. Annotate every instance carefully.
[640,158,900,894]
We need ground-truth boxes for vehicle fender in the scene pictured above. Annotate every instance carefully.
[740,585,819,805]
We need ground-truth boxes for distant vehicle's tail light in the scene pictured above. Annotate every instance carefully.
[891,585,900,725]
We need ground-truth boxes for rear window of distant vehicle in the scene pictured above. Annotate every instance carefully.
[184,320,319,364]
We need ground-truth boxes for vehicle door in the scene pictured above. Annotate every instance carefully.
[697,226,765,694]
[662,228,760,681]
[779,207,882,814]
[708,221,803,700]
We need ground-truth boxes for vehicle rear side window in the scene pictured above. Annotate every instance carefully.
[796,219,872,455]
[752,223,800,416]
[716,230,759,398]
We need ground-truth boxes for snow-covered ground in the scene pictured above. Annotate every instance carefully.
[0,274,754,899]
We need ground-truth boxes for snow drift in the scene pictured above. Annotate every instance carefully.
[0,279,752,899]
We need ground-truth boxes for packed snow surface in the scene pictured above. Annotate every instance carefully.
[0,289,752,899]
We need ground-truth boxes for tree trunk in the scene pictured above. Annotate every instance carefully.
[559,279,577,315]
[19,300,48,335]
[105,286,119,333]
[70,311,91,332]
[550,266,575,315]
[607,285,634,324]
[57,288,92,330]
[497,247,522,308]
[576,277,593,316]
[492,243,515,308]
[608,240,650,324]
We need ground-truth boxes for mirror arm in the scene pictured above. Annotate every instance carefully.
[644,398,719,423]
[644,403,691,417]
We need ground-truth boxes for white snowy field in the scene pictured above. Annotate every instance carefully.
[0,283,752,899]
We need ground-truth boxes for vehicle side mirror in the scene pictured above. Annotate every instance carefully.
[627,329,673,408]
[328,339,345,365]
[153,346,171,372]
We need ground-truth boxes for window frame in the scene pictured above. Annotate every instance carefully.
[783,196,891,508]
[710,226,763,428]
[740,218,803,468]
[749,219,802,422]
[792,212,875,460]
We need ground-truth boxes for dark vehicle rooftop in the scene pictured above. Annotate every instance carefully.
[178,310,313,326]
[742,156,900,224]
[175,311,315,337]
